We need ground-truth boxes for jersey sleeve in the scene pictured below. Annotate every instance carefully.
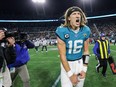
[55,26,65,41]
[84,26,91,41]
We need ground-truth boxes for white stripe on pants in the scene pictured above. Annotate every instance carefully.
[61,59,85,87]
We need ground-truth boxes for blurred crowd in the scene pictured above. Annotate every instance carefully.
[1,17,116,45]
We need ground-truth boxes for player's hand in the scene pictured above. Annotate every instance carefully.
[70,74,80,86]
[79,71,86,79]
[0,30,5,40]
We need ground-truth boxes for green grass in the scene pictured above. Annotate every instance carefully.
[13,45,116,87]
[84,44,116,87]
[13,46,60,87]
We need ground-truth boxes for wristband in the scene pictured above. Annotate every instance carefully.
[82,55,90,65]
[83,66,87,72]
[67,70,73,77]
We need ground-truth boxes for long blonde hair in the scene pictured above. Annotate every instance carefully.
[63,6,87,27]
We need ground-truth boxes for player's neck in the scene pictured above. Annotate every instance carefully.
[72,26,79,30]
[71,29,79,33]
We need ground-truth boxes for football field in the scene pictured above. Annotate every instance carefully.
[84,44,116,87]
[13,44,116,87]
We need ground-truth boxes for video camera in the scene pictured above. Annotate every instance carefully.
[0,28,28,43]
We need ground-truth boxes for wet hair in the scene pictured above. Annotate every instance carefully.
[63,6,87,27]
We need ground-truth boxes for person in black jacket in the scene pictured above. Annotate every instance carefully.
[93,33,110,77]
[0,30,5,69]
[0,29,16,87]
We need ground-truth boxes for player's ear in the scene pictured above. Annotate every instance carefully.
[68,17,71,21]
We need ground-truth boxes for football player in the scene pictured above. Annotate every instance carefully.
[41,38,48,53]
[56,6,91,87]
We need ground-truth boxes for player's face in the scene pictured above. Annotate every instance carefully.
[68,11,81,30]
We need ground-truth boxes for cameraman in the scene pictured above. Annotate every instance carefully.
[0,30,16,87]
[8,33,35,87]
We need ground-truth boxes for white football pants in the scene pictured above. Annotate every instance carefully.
[61,59,85,87]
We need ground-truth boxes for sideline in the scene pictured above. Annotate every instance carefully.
[52,75,61,87]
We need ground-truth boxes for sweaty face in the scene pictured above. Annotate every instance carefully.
[68,11,81,29]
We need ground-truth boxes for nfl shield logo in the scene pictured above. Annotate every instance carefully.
[64,34,69,39]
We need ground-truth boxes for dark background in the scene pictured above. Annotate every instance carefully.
[0,0,116,20]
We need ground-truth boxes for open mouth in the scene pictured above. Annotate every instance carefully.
[75,18,80,26]
[76,19,80,22]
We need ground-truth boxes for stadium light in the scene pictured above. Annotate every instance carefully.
[32,0,46,17]
[81,0,93,3]
[32,0,46,3]
[81,0,93,12]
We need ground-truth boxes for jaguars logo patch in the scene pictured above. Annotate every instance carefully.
[83,33,87,37]
[64,34,69,39]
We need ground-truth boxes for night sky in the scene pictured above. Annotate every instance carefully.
[0,0,115,19]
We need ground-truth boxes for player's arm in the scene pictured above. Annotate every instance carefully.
[83,38,90,59]
[57,37,79,85]
[80,38,90,79]
[57,37,70,72]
